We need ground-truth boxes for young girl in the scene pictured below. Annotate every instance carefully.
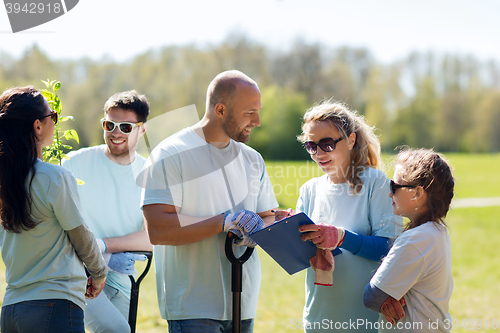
[363,148,454,332]
[0,86,107,332]
[295,101,403,332]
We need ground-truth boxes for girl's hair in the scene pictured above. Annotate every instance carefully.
[396,148,454,230]
[298,100,382,193]
[0,86,46,233]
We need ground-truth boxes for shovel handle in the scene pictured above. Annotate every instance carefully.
[225,232,254,265]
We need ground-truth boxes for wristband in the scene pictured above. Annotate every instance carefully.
[96,238,107,253]
[222,213,228,231]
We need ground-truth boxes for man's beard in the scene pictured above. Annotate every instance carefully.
[221,111,249,143]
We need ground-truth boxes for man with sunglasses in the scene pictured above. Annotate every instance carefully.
[62,90,153,333]
[141,70,278,333]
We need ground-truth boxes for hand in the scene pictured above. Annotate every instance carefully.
[224,210,264,234]
[273,208,294,221]
[225,210,264,247]
[85,276,106,299]
[299,223,345,250]
[108,252,147,275]
[380,296,406,325]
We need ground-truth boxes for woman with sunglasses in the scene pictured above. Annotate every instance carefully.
[289,100,403,332]
[363,148,454,332]
[0,86,107,333]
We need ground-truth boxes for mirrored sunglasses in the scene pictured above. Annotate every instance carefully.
[304,137,343,155]
[100,118,143,134]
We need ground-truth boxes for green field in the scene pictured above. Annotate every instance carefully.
[1,154,499,332]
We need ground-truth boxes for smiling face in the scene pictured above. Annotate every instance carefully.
[103,107,145,165]
[303,120,356,183]
[220,83,261,143]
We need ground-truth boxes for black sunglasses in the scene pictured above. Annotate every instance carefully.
[390,180,416,195]
[304,137,343,155]
[39,110,58,125]
[100,118,143,134]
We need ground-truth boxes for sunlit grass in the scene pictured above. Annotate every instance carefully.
[1,154,499,332]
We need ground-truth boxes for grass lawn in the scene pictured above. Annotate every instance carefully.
[1,153,499,332]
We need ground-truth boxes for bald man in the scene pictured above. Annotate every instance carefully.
[141,70,278,333]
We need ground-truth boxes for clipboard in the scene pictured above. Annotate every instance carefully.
[251,212,342,275]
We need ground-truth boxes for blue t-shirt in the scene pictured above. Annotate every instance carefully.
[297,167,404,332]
[0,160,87,310]
[62,145,146,298]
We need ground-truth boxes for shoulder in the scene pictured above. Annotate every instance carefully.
[64,145,104,166]
[359,167,390,192]
[396,222,448,249]
[360,167,388,183]
[300,175,325,192]
[35,160,75,182]
[152,128,197,155]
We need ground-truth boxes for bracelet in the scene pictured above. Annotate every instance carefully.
[222,213,228,231]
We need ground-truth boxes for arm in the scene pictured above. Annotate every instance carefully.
[341,231,392,261]
[363,282,406,324]
[143,203,225,246]
[67,224,107,299]
[102,222,153,253]
[67,224,107,279]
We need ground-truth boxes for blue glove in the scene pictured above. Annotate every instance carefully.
[225,210,264,247]
[235,209,264,234]
[108,252,147,275]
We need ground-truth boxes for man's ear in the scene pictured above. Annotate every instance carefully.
[138,122,147,137]
[214,103,226,118]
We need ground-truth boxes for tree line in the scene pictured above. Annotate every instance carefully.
[1,35,500,160]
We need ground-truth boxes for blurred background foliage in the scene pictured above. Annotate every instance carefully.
[2,34,500,159]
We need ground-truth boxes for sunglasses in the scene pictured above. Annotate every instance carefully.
[39,110,58,125]
[390,180,416,195]
[100,118,143,134]
[304,137,343,155]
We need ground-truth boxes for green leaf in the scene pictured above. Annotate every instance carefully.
[41,90,55,101]
[63,131,78,143]
[59,116,74,123]
[54,81,61,92]
[41,80,50,87]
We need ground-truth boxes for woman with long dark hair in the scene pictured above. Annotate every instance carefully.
[0,86,107,333]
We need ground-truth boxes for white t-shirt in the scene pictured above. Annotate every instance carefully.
[0,160,87,310]
[62,145,146,298]
[297,168,404,332]
[140,127,278,321]
[371,222,453,333]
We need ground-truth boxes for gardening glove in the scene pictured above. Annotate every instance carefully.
[309,249,335,286]
[107,252,147,275]
[300,223,345,250]
[224,210,264,247]
[85,275,106,299]
[380,296,406,325]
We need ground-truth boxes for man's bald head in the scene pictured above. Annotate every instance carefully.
[206,70,258,113]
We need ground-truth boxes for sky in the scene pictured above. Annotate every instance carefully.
[1,0,500,63]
